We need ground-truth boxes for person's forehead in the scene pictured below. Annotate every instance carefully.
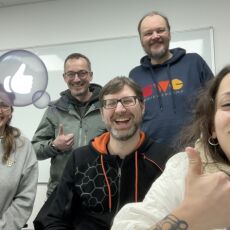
[216,74,230,98]
[104,85,136,99]
[67,57,87,63]
[0,99,11,107]
[141,15,167,30]
[0,92,11,105]
[65,58,89,69]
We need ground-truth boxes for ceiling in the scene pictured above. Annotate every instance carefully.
[0,0,57,8]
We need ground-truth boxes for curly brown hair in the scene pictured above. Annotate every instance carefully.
[177,65,230,164]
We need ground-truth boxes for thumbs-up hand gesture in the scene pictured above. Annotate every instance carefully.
[175,147,230,230]
[52,124,74,152]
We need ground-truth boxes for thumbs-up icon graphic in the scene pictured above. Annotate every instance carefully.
[4,63,33,94]
[0,49,49,107]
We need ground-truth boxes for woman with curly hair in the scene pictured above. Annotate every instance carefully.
[112,65,230,230]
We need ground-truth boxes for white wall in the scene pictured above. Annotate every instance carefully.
[0,0,229,228]
[0,0,229,72]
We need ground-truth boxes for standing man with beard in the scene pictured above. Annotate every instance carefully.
[32,53,106,197]
[130,11,213,148]
[34,77,173,230]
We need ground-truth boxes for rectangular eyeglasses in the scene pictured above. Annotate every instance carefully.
[102,96,139,109]
[64,70,91,79]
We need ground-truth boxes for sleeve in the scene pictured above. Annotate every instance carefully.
[0,142,38,230]
[32,107,59,160]
[199,55,214,85]
[42,153,77,230]
[111,152,188,230]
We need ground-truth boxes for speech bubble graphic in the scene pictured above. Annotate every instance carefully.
[0,49,49,108]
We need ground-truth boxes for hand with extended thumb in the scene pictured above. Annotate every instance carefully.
[52,124,74,152]
[173,147,230,230]
[186,146,203,174]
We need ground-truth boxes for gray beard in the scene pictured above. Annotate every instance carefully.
[147,48,167,61]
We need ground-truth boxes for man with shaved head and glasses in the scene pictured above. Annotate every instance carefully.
[34,76,173,230]
[32,53,106,197]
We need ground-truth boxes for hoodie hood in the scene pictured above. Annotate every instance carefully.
[50,83,102,112]
[60,83,102,105]
[91,131,147,155]
[140,48,186,68]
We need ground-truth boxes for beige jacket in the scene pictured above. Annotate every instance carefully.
[112,141,230,230]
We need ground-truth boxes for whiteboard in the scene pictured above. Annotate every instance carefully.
[0,27,215,183]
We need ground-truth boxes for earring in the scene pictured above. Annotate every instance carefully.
[208,137,219,146]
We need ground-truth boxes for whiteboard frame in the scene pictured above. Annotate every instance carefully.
[0,27,215,183]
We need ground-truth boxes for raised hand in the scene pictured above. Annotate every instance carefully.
[52,124,74,152]
[173,147,230,230]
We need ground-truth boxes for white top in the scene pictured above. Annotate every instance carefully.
[0,136,38,230]
[112,152,226,230]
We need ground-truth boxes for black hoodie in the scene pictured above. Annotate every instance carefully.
[129,48,213,147]
[35,132,173,230]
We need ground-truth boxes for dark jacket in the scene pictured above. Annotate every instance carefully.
[34,132,173,230]
[32,83,106,196]
[129,48,213,147]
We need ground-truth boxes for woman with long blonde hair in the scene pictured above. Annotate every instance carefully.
[0,85,38,230]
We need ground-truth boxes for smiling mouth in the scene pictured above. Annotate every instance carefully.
[151,42,163,47]
[72,83,84,87]
[114,117,131,127]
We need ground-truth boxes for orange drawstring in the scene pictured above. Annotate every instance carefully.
[101,152,157,211]
[142,153,164,172]
[100,155,112,212]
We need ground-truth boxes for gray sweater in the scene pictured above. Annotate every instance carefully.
[0,136,38,230]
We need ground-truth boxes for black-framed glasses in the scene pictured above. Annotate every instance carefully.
[102,96,139,109]
[64,70,91,79]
